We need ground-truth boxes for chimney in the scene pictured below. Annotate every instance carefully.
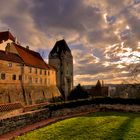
[15,37,18,44]
[5,43,11,54]
[26,46,29,50]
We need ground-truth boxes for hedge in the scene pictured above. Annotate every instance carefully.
[48,97,140,111]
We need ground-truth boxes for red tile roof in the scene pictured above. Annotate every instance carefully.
[0,50,23,63]
[0,31,15,43]
[0,31,56,70]
[14,44,52,69]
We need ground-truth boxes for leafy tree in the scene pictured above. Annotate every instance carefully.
[68,84,89,100]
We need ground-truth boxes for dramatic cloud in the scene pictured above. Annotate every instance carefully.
[0,0,139,85]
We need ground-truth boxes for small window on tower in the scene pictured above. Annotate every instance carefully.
[57,47,59,52]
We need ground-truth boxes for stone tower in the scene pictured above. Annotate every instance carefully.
[49,39,73,99]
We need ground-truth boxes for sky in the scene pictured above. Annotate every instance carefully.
[0,0,140,85]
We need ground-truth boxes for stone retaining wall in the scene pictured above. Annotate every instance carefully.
[0,104,96,135]
[0,104,140,136]
[0,108,50,135]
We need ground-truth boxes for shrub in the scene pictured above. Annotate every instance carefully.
[48,97,140,111]
[67,84,89,100]
[49,97,64,103]
[35,98,49,104]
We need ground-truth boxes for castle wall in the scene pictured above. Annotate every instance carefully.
[0,59,22,84]
[0,59,60,105]
[0,84,61,105]
[23,65,56,86]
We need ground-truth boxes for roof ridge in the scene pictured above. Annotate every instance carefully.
[0,31,15,43]
[0,49,23,63]
[14,43,43,58]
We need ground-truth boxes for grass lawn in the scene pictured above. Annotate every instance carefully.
[15,112,140,140]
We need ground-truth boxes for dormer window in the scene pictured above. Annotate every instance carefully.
[8,63,12,67]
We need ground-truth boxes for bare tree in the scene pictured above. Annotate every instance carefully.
[128,55,140,83]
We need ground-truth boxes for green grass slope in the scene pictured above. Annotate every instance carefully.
[15,112,140,140]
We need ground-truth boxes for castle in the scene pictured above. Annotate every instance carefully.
[0,31,73,105]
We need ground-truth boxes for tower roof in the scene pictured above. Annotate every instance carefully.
[49,39,71,57]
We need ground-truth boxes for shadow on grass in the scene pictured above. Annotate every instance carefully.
[86,111,140,118]
[104,116,135,139]
[82,111,139,139]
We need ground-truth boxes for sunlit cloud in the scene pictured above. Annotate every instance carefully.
[0,0,139,85]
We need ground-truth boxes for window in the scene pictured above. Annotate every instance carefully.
[24,75,27,81]
[35,78,38,83]
[48,71,50,76]
[35,68,37,74]
[44,70,46,75]
[19,75,22,80]
[12,75,16,80]
[48,79,50,85]
[40,69,42,75]
[29,67,32,73]
[29,76,32,84]
[40,78,42,84]
[8,63,12,67]
[44,78,47,84]
[1,73,5,80]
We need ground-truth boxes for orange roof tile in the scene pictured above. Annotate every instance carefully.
[14,44,47,69]
[0,50,23,63]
